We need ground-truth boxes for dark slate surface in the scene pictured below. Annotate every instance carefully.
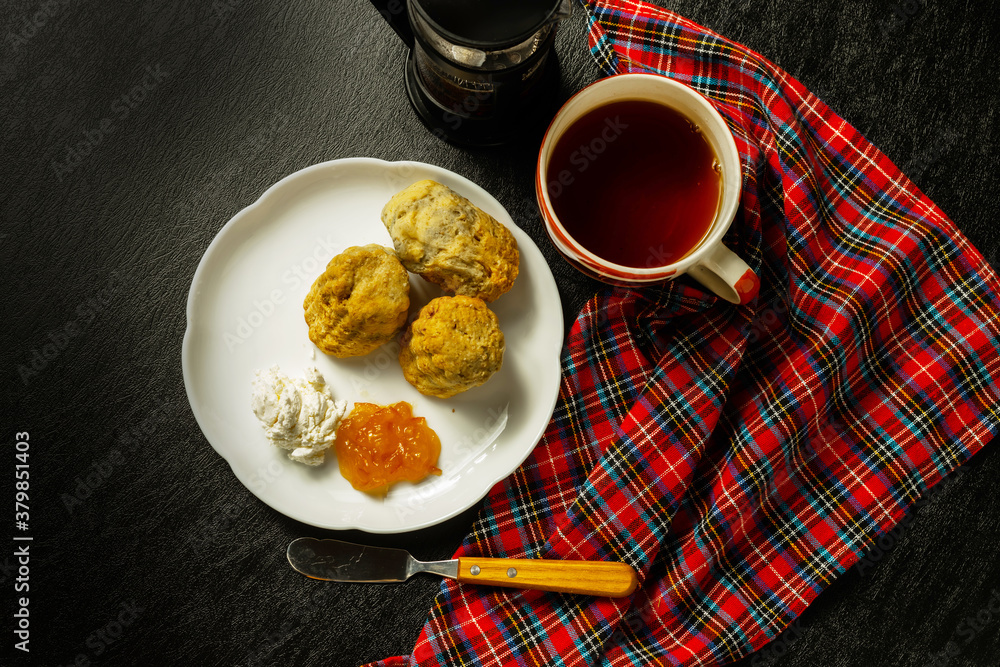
[2,0,998,665]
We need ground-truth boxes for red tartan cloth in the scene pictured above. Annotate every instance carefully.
[371,0,1000,664]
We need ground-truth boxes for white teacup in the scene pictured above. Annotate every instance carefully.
[535,73,759,305]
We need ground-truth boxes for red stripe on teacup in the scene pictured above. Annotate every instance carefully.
[735,269,760,305]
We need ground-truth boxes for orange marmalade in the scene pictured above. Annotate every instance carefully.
[334,402,442,494]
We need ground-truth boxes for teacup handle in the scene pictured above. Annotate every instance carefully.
[687,243,759,305]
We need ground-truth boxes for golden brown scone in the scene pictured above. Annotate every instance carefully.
[381,180,519,302]
[398,295,504,398]
[303,245,409,358]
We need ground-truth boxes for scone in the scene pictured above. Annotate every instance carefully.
[303,244,409,358]
[398,295,504,398]
[381,180,519,302]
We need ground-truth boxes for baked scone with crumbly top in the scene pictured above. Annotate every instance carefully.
[303,244,409,358]
[381,179,519,302]
[398,295,504,398]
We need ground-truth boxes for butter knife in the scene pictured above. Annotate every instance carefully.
[287,537,638,598]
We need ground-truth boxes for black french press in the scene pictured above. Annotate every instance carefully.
[371,0,572,146]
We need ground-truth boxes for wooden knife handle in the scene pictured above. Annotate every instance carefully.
[456,557,638,598]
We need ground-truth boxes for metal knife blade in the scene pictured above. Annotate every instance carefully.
[286,537,458,583]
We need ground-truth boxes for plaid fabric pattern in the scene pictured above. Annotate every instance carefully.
[371,0,1000,664]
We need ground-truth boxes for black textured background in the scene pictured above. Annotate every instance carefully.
[2,0,999,665]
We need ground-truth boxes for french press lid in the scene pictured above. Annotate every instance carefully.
[411,0,567,49]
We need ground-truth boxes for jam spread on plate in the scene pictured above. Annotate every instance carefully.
[334,402,442,494]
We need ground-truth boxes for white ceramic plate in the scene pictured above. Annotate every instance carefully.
[182,158,563,533]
